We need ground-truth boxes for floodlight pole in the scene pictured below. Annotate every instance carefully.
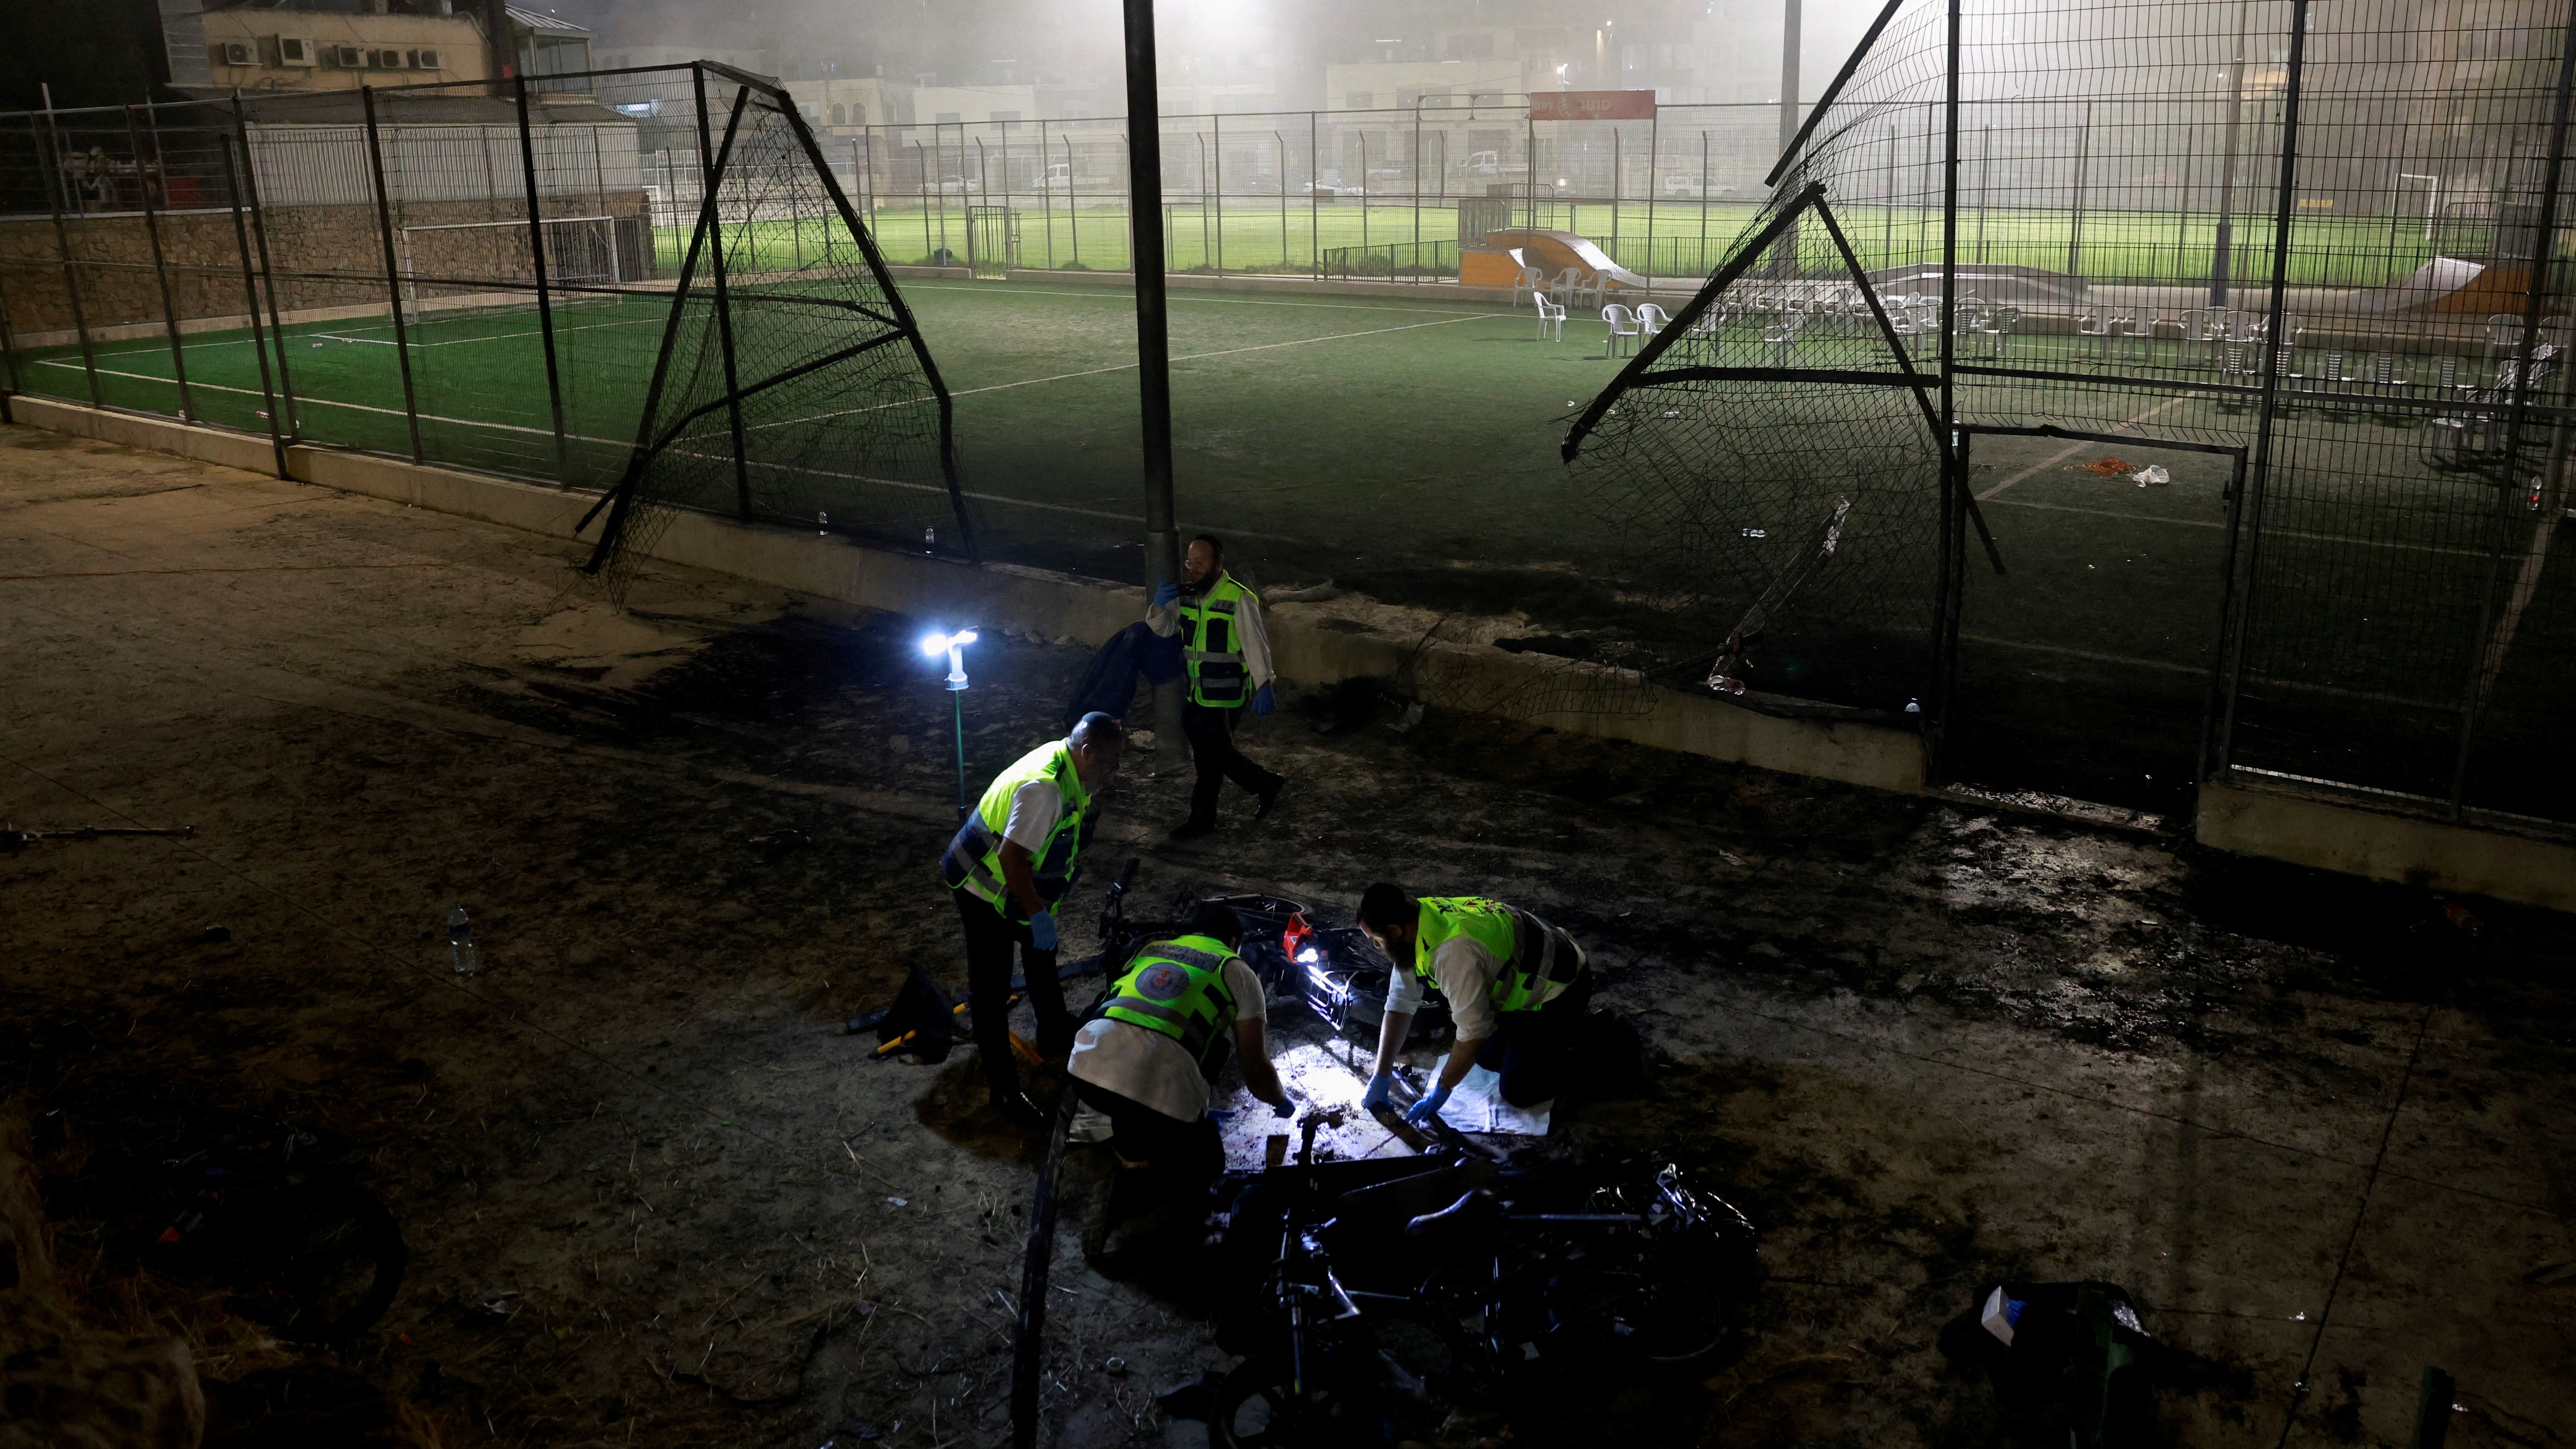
[2209,0,2253,305]
[1122,0,1188,769]
[1779,0,1802,156]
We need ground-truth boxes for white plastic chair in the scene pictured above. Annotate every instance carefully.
[1534,296,1567,342]
[1510,263,1545,308]
[1636,303,1671,340]
[1549,267,1585,307]
[1602,303,1641,356]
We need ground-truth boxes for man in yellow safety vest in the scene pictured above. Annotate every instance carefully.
[940,712,1125,1126]
[1352,883,1591,1126]
[1149,534,1285,839]
[1069,902,1291,1231]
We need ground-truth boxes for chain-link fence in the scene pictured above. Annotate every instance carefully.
[0,63,972,573]
[1566,0,2576,826]
[826,103,1785,284]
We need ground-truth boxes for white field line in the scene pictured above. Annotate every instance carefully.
[30,359,1276,533]
[905,282,1509,318]
[1976,394,2192,500]
[751,310,1503,432]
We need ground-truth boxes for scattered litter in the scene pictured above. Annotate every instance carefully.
[1386,701,1426,734]
[748,829,812,851]
[2078,455,2134,476]
[1664,409,1681,417]
[396,1333,414,1346]
[2438,899,2483,937]
[473,1288,518,1319]
[446,905,476,976]
[885,1197,908,1208]
[1717,850,1746,867]
[1742,527,1768,538]
[2129,465,2170,487]
[1103,1355,1128,1380]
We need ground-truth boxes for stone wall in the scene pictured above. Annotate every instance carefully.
[2,190,652,345]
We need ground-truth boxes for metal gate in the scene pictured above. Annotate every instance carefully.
[966,206,1016,278]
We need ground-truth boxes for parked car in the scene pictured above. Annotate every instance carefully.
[1456,149,1505,176]
[921,174,982,197]
[1302,177,1367,198]
[1663,175,1739,198]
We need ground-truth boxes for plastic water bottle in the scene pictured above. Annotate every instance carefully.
[923,526,937,552]
[817,510,830,535]
[447,905,477,975]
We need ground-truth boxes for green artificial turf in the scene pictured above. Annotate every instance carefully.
[13,270,2564,817]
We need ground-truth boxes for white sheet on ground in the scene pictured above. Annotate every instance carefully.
[1442,1064,1553,1136]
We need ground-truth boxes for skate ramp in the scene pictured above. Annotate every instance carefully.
[2349,255,2535,314]
[1485,229,1651,291]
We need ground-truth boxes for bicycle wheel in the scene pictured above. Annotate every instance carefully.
[1210,1350,1390,1449]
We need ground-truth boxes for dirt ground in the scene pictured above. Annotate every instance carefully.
[3,420,2572,1449]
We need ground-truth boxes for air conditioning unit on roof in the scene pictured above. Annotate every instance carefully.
[372,49,406,69]
[331,44,369,68]
[411,48,443,70]
[220,41,257,66]
[276,37,316,65]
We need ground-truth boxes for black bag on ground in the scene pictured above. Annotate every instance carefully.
[875,961,955,1063]
[1937,1280,2157,1449]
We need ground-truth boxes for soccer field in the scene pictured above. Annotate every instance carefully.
[13,280,1646,589]
[15,273,2566,816]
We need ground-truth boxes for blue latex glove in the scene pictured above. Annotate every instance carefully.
[1405,1082,1454,1128]
[1026,909,1058,953]
[1271,1094,1295,1119]
[1361,1072,1395,1112]
[1152,578,1181,608]
[1251,684,1276,717]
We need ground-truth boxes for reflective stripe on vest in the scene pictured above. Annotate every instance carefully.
[1414,896,1575,1013]
[939,739,1093,915]
[1101,936,1239,1067]
[1180,574,1254,708]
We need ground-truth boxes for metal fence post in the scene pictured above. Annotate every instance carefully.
[1645,109,1658,289]
[691,65,753,518]
[127,105,196,424]
[2067,102,2090,282]
[219,134,288,478]
[1040,119,1054,269]
[1930,0,1964,765]
[2215,0,2311,792]
[513,76,573,488]
[360,85,425,463]
[0,260,24,401]
[1213,113,1224,277]
[2446,0,2576,811]
[33,114,104,407]
[1310,111,1320,274]
[1277,130,1288,271]
[230,94,299,441]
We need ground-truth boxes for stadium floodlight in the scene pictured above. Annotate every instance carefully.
[920,629,979,818]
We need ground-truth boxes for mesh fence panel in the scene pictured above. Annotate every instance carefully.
[1560,0,2572,821]
[581,72,968,600]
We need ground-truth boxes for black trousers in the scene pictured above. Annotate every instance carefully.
[953,891,1073,1090]
[1183,700,1281,826]
[1472,968,1593,1107]
[1074,1076,1224,1213]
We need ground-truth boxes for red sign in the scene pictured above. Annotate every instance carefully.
[1529,90,1657,122]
